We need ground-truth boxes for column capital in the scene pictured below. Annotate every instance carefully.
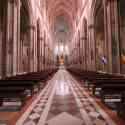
[40,37,44,41]
[8,0,18,5]
[88,24,95,29]
[104,0,117,6]
[8,0,14,3]
[28,25,36,30]
[81,36,87,40]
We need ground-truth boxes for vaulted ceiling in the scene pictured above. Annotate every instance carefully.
[46,0,80,29]
[45,0,82,44]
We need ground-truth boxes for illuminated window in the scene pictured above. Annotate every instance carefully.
[60,45,64,52]
[39,0,41,6]
[65,45,69,55]
[54,45,69,56]
[54,46,59,55]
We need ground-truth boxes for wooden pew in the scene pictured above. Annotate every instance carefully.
[5,71,55,91]
[0,80,37,107]
[0,70,57,109]
[69,70,124,90]
[68,69,125,117]
[91,78,125,117]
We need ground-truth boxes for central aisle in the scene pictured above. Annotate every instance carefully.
[16,70,116,125]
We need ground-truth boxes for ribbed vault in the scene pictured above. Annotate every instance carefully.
[45,0,82,46]
[46,0,80,30]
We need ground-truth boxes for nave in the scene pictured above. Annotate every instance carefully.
[0,0,125,124]
[0,69,123,125]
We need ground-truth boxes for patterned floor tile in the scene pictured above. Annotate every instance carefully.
[23,120,36,125]
[46,112,84,125]
[17,70,118,125]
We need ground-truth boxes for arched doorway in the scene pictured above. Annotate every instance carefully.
[118,0,125,73]
[0,0,7,78]
[94,1,105,71]
[20,0,30,72]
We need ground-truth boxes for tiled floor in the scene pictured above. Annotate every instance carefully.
[14,69,124,125]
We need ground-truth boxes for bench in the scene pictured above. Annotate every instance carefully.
[0,70,57,109]
[0,80,39,107]
[68,69,125,117]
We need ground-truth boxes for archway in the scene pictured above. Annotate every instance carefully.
[20,0,30,72]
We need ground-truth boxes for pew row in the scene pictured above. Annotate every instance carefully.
[0,69,57,109]
[68,69,125,118]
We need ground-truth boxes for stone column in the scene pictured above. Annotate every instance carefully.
[78,32,82,70]
[88,24,96,71]
[13,0,19,75]
[44,44,46,71]
[45,45,48,70]
[43,34,46,71]
[6,0,13,76]
[34,26,37,72]
[80,38,84,70]
[82,34,87,71]
[78,40,80,69]
[0,28,2,78]
[41,37,44,71]
[87,26,91,71]
[81,37,86,70]
[80,37,83,70]
[29,25,36,72]
[104,0,120,73]
[74,47,76,68]
[0,1,7,78]
[39,38,42,71]
[6,0,19,76]
[17,0,21,74]
[102,0,109,72]
[76,45,78,68]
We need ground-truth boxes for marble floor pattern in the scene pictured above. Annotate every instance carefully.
[16,69,117,125]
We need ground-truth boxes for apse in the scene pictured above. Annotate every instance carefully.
[53,16,70,56]
[54,16,70,43]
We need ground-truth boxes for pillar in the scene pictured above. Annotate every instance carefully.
[104,0,120,73]
[29,25,36,72]
[88,24,96,71]
[6,0,19,76]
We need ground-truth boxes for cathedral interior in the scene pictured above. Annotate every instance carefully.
[0,0,125,125]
